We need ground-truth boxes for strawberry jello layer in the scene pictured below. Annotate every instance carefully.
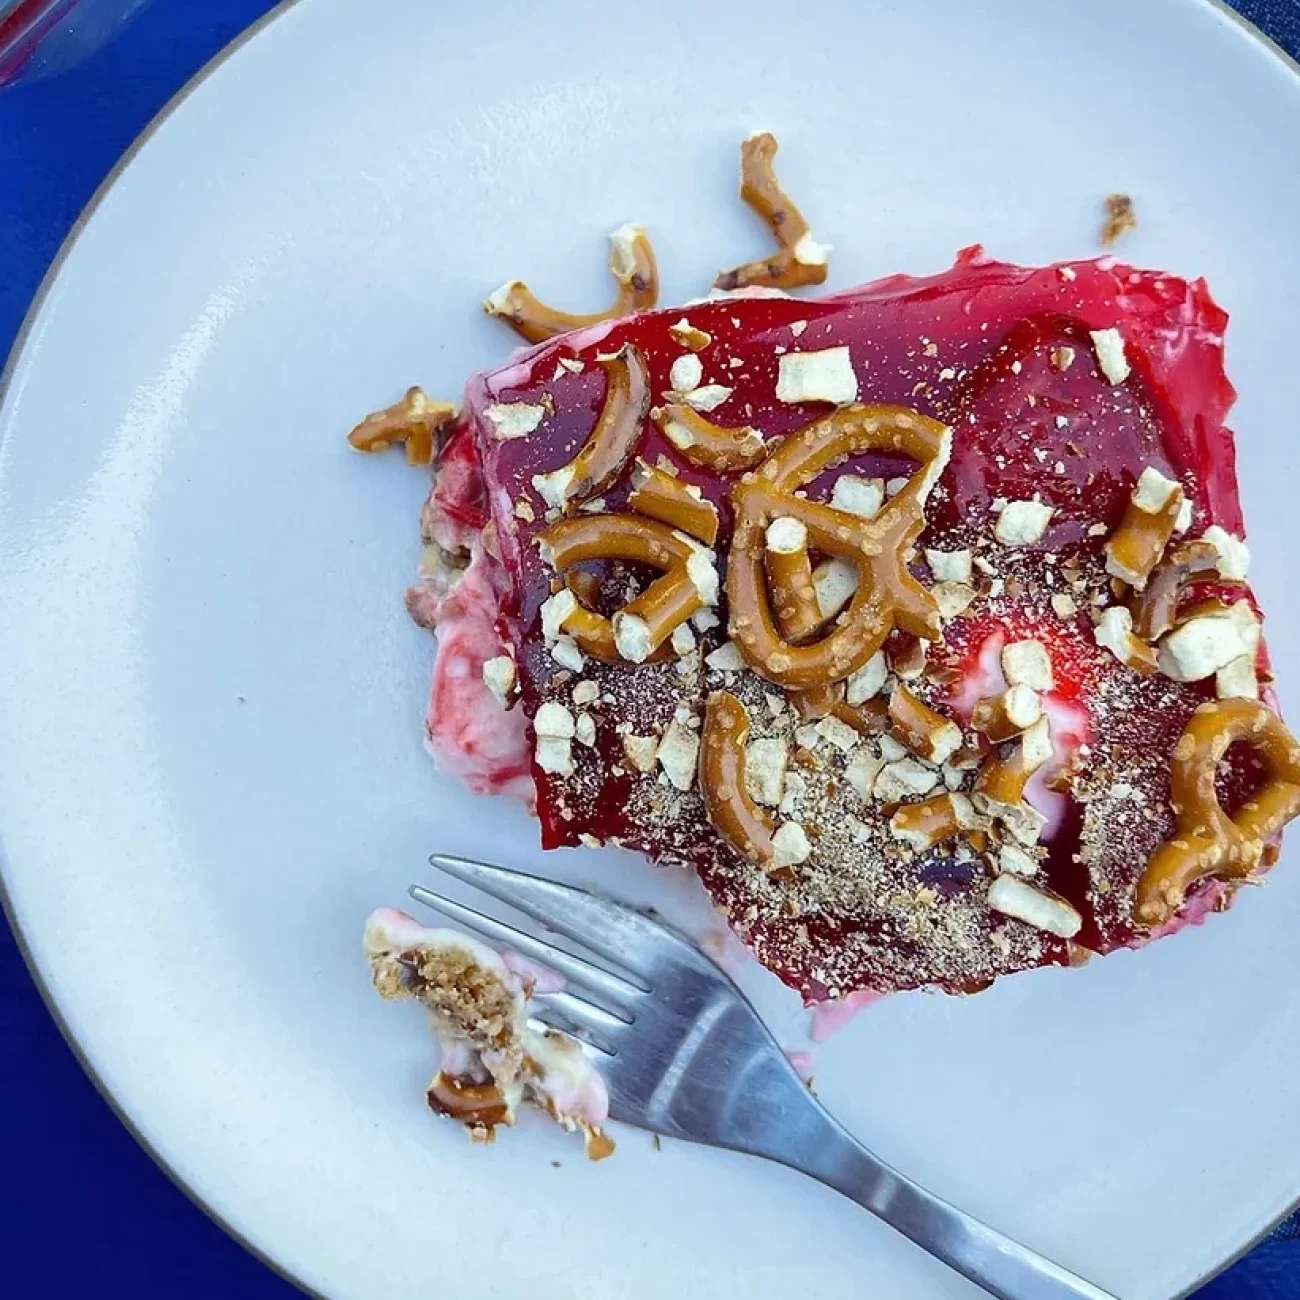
[415,247,1274,1000]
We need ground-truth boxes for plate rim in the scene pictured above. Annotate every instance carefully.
[0,9,326,1295]
[1,1,1297,1295]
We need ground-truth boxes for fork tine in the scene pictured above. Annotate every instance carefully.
[428,853,672,984]
[528,1013,616,1057]
[408,883,641,1011]
[528,1003,620,1057]
[533,990,629,1039]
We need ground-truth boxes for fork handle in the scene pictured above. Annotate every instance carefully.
[798,1120,1118,1300]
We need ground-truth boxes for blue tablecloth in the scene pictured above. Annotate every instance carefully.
[1,2,1297,1295]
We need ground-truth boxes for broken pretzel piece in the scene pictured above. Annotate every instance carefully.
[347,386,458,467]
[714,132,830,292]
[427,1073,511,1129]
[699,691,778,869]
[537,513,713,663]
[790,680,846,721]
[532,346,650,511]
[1129,539,1219,642]
[1093,605,1160,674]
[974,716,1052,806]
[1104,467,1188,589]
[971,684,1043,743]
[486,223,659,344]
[887,682,962,765]
[652,401,767,473]
[890,792,980,852]
[988,875,1082,939]
[971,717,1054,847]
[1100,193,1137,248]
[628,459,719,545]
[1135,699,1300,926]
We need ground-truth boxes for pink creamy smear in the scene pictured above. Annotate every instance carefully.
[423,545,532,799]
[785,1048,816,1079]
[1139,880,1230,943]
[808,988,887,1042]
[501,949,567,994]
[948,627,1088,839]
[412,421,532,799]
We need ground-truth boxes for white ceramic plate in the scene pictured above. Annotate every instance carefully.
[3,1,1300,1296]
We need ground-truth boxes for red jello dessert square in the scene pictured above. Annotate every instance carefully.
[400,242,1297,1004]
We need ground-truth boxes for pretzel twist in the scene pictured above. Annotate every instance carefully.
[725,404,949,690]
[1135,699,1300,926]
[537,514,712,663]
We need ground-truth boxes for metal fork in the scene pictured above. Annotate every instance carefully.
[413,854,1118,1300]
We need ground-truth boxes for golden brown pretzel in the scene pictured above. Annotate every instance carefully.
[1105,476,1186,589]
[726,404,949,690]
[537,513,713,663]
[890,792,979,852]
[973,717,1052,809]
[485,224,658,344]
[347,387,457,466]
[763,516,823,643]
[628,459,720,544]
[971,685,1043,743]
[790,681,846,721]
[888,682,963,764]
[426,1073,510,1128]
[652,402,768,473]
[533,346,649,511]
[1135,699,1300,926]
[699,691,776,868]
[715,133,829,292]
[1129,540,1219,642]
